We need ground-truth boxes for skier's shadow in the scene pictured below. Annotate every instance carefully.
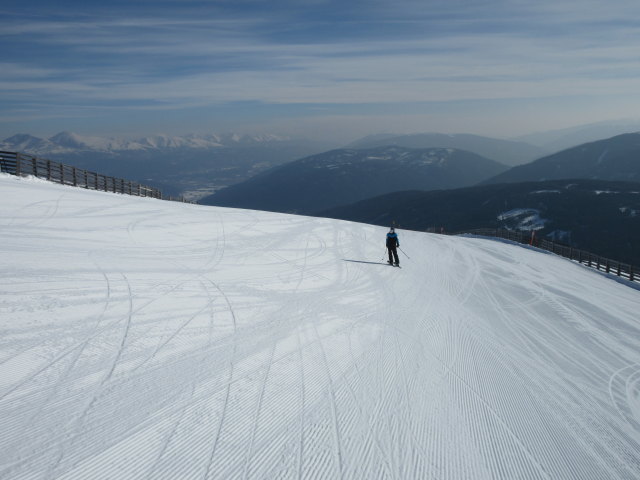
[342,259,390,266]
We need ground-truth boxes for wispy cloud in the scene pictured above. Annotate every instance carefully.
[2,0,640,137]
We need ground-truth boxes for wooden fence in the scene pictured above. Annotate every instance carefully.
[0,151,193,203]
[454,228,637,283]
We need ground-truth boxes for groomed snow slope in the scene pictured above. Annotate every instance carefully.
[1,174,640,480]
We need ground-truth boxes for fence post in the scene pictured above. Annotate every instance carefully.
[15,154,21,176]
[47,160,51,180]
[32,157,37,177]
[73,167,77,186]
[60,163,64,184]
[84,170,88,188]
[631,266,635,282]
[606,260,610,274]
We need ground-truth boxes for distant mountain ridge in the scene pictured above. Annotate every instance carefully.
[321,179,640,266]
[485,133,640,185]
[1,131,294,156]
[201,146,508,214]
[347,133,547,166]
[513,120,640,152]
[1,131,330,200]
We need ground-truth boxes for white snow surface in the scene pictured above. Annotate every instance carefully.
[1,174,640,480]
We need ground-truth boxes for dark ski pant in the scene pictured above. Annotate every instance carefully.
[388,247,399,265]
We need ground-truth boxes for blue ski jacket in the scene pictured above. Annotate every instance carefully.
[386,232,399,248]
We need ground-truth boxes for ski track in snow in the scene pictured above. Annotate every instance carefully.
[1,174,640,479]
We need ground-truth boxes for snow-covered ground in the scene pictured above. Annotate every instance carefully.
[1,174,640,480]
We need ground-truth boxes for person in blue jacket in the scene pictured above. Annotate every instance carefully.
[386,227,400,266]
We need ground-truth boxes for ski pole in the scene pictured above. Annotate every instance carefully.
[398,246,410,259]
[381,248,388,262]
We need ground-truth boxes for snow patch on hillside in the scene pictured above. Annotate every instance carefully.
[597,148,609,164]
[620,206,639,217]
[529,189,561,194]
[497,208,547,230]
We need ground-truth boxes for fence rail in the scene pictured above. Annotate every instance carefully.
[0,151,193,203]
[454,228,637,283]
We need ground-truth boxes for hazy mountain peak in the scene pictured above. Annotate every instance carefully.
[485,132,640,185]
[4,133,42,144]
[1,134,51,152]
[513,119,640,152]
[346,132,547,167]
[49,131,92,149]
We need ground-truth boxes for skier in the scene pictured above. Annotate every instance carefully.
[386,227,400,266]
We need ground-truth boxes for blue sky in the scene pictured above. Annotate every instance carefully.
[2,0,640,141]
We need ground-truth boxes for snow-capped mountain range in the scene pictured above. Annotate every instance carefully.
[0,131,328,201]
[1,131,292,156]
